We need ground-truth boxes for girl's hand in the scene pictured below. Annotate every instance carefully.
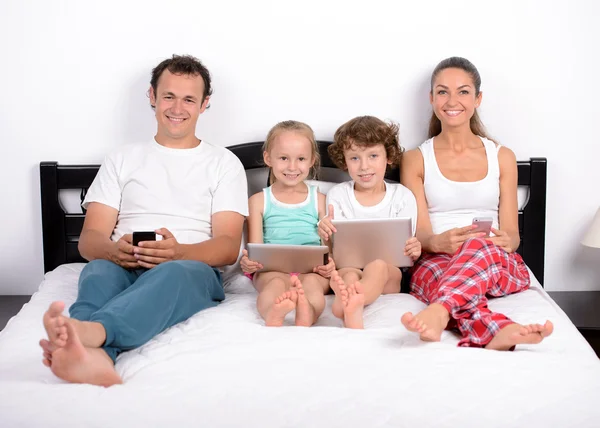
[317,205,337,242]
[434,225,487,255]
[404,237,422,261]
[240,249,263,273]
[314,256,335,278]
[486,227,513,253]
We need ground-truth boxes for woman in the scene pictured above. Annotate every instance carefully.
[400,57,553,351]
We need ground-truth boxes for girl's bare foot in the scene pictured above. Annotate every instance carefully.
[343,282,365,329]
[292,276,315,327]
[329,271,346,319]
[401,303,450,342]
[485,321,554,351]
[265,289,297,327]
[50,318,122,387]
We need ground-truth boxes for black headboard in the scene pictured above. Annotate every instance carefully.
[40,142,547,285]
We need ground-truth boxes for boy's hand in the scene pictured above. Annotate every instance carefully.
[318,204,337,242]
[134,228,182,268]
[109,234,139,269]
[405,237,422,261]
[240,249,263,273]
[314,256,335,278]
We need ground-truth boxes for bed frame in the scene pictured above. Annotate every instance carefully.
[40,141,548,285]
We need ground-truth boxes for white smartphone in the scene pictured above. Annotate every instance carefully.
[472,217,493,237]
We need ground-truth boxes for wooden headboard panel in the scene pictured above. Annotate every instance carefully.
[40,142,547,285]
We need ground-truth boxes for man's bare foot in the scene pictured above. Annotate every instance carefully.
[39,339,56,367]
[485,321,554,351]
[343,282,365,329]
[292,276,315,327]
[265,289,298,327]
[401,303,450,342]
[329,271,346,319]
[43,301,68,347]
[50,318,122,387]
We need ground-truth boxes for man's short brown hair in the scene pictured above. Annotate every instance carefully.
[328,116,404,170]
[150,54,213,105]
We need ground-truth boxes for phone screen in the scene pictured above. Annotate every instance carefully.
[132,231,156,246]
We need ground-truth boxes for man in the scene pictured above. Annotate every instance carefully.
[39,55,248,386]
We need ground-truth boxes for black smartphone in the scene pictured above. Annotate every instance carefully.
[132,231,156,246]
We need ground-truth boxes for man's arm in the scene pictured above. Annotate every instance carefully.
[78,202,138,268]
[179,211,245,267]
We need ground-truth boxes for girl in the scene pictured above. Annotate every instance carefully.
[400,57,553,350]
[318,116,422,329]
[241,120,334,327]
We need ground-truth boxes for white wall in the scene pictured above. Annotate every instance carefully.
[1,0,599,294]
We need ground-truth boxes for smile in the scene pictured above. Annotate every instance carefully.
[444,110,463,117]
[283,173,300,179]
[167,116,186,123]
[359,173,375,180]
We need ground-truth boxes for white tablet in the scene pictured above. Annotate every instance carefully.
[247,243,330,274]
[331,217,414,269]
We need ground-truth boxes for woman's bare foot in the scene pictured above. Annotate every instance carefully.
[43,301,68,347]
[343,282,365,329]
[265,289,298,327]
[292,276,315,327]
[329,271,346,319]
[401,303,450,342]
[50,318,122,387]
[485,321,554,351]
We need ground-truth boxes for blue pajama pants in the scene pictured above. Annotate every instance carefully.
[69,259,224,362]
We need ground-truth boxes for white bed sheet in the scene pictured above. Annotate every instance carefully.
[1,263,600,428]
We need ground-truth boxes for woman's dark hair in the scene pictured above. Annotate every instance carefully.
[428,57,492,140]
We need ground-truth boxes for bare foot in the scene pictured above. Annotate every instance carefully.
[401,303,450,342]
[50,318,122,387]
[343,282,365,329]
[43,301,68,347]
[265,289,298,327]
[329,271,346,319]
[485,321,554,351]
[292,276,315,327]
[39,339,56,367]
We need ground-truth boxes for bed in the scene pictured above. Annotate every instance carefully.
[1,142,599,428]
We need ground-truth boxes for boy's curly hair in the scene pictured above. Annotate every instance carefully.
[328,116,404,170]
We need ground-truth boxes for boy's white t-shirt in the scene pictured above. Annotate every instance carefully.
[83,139,249,244]
[325,181,418,235]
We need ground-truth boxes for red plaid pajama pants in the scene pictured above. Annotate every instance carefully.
[409,238,530,347]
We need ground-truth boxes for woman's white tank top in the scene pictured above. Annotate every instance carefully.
[419,137,501,235]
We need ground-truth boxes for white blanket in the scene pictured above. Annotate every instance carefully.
[1,264,600,428]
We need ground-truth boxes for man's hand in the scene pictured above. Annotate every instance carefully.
[318,205,337,242]
[240,249,263,274]
[486,227,513,253]
[133,228,183,268]
[313,256,335,278]
[404,237,422,261]
[108,234,139,269]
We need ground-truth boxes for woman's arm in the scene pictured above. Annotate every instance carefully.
[493,147,520,252]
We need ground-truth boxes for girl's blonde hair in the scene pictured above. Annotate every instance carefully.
[263,120,321,185]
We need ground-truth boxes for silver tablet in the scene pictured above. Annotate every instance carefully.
[247,243,330,274]
[331,217,414,269]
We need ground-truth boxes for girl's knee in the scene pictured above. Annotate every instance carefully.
[463,237,490,250]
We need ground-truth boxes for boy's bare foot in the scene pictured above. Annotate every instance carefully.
[343,282,365,329]
[485,321,554,351]
[401,303,450,341]
[39,339,56,367]
[43,301,68,347]
[50,318,122,387]
[292,276,315,327]
[265,289,297,327]
[329,271,346,319]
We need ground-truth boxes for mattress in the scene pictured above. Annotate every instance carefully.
[1,263,599,428]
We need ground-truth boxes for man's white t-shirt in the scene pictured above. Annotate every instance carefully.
[83,139,249,244]
[325,181,418,235]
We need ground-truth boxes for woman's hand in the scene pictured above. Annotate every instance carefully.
[486,227,513,253]
[240,249,263,273]
[433,225,487,255]
[314,256,336,278]
[404,237,422,261]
